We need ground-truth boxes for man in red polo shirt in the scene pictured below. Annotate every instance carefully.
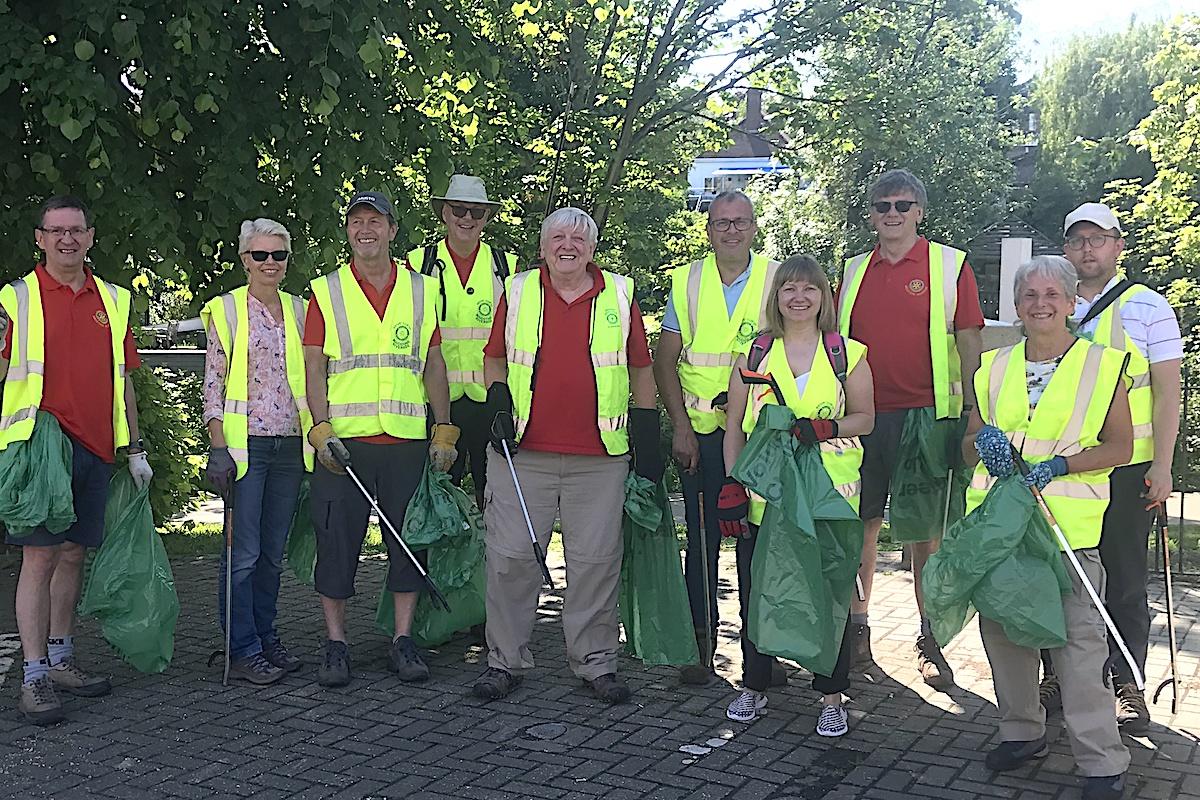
[0,195,151,725]
[836,169,983,689]
[470,207,662,705]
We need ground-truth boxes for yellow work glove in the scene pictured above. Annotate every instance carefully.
[308,421,350,474]
[429,423,460,473]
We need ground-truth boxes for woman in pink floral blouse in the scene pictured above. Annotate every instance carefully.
[201,218,313,686]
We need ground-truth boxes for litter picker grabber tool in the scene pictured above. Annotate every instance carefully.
[206,491,235,684]
[739,368,786,406]
[698,493,715,672]
[332,451,451,612]
[1151,504,1180,714]
[500,440,555,589]
[1010,444,1144,690]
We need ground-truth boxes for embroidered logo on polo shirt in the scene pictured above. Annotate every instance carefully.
[475,300,492,323]
[736,320,756,344]
[392,323,411,348]
[94,309,110,328]
[905,279,927,296]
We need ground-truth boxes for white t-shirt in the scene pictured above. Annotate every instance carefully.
[794,371,811,398]
[1073,275,1183,364]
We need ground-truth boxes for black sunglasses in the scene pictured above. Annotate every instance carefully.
[871,200,917,214]
[447,204,488,221]
[246,250,289,262]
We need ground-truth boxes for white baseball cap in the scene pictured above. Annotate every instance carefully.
[1064,202,1123,236]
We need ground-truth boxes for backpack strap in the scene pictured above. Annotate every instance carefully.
[490,246,511,280]
[746,332,774,372]
[823,331,848,385]
[419,243,440,276]
[1078,278,1136,327]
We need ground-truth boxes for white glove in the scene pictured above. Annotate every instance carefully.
[129,451,154,491]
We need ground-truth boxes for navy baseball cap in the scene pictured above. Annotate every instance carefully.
[346,190,394,220]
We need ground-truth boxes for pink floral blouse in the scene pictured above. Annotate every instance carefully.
[203,292,301,437]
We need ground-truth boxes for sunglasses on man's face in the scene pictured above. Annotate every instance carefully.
[871,200,917,214]
[246,250,289,263]
[447,204,488,221]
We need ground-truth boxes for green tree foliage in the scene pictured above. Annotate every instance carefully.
[1028,22,1163,235]
[130,367,201,527]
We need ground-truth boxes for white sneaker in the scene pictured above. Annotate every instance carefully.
[816,704,848,737]
[726,689,767,723]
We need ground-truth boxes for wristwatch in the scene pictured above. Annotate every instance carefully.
[128,438,146,454]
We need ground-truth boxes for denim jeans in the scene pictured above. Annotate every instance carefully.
[218,436,304,660]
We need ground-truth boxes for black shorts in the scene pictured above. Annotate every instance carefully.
[858,409,909,521]
[311,439,429,599]
[5,436,114,548]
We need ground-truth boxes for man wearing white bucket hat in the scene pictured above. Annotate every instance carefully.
[408,175,518,508]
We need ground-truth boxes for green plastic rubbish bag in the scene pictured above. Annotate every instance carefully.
[78,471,180,673]
[286,479,316,585]
[618,473,699,666]
[376,469,486,646]
[732,405,864,677]
[922,475,1072,649]
[889,407,970,543]
[0,411,75,538]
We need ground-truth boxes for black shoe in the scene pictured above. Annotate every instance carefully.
[1083,773,1126,800]
[389,636,430,682]
[261,640,304,673]
[985,737,1049,771]
[473,667,522,700]
[1115,683,1149,733]
[229,653,286,686]
[770,660,789,686]
[916,634,954,690]
[317,640,352,687]
[850,623,873,667]
[586,673,632,705]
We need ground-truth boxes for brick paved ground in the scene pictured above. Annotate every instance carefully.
[1,548,1198,800]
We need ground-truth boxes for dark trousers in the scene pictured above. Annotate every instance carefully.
[5,435,112,548]
[738,523,853,695]
[681,429,728,639]
[449,396,490,503]
[218,436,304,660]
[1099,463,1154,683]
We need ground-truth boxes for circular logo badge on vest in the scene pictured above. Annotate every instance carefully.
[605,308,620,326]
[737,320,756,344]
[475,300,493,323]
[392,323,411,349]
[905,279,927,296]
[814,401,835,420]
[94,309,110,328]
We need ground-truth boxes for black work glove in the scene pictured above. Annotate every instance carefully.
[629,407,665,484]
[205,446,236,498]
[486,382,518,456]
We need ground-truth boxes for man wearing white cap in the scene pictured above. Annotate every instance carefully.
[1050,201,1182,732]
[407,175,518,508]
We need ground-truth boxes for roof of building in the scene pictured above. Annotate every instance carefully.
[701,88,778,159]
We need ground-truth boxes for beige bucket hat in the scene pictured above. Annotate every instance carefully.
[431,174,501,216]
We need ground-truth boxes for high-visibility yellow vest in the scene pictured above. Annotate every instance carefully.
[741,336,867,523]
[838,240,966,420]
[0,270,131,453]
[504,268,633,455]
[1082,284,1155,465]
[309,265,436,439]
[200,286,315,478]
[669,252,779,434]
[407,241,518,403]
[967,338,1129,550]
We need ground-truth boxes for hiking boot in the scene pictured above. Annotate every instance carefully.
[19,676,65,726]
[586,673,631,705]
[816,704,849,737]
[1039,673,1062,715]
[229,652,285,686]
[317,640,352,687]
[261,640,304,673]
[916,634,953,690]
[388,636,430,682]
[49,657,111,697]
[1082,773,1127,800]
[985,737,1049,771]
[473,667,522,700]
[770,659,788,686]
[850,623,873,667]
[726,689,767,723]
[1116,682,1149,733]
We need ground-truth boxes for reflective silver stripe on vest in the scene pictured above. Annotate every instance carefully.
[592,351,628,368]
[1059,344,1105,447]
[685,259,704,337]
[510,347,537,368]
[447,370,484,385]
[986,346,1013,418]
[290,296,306,339]
[328,400,426,418]
[221,293,239,353]
[682,350,736,368]
[938,245,959,333]
[839,253,871,322]
[325,274,354,360]
[408,272,425,357]
[228,447,250,463]
[598,413,628,433]
[1129,372,1151,390]
[328,353,424,375]
[1042,480,1109,502]
[224,399,250,415]
[13,279,31,381]
[0,405,38,431]
[757,260,780,328]
[441,326,492,340]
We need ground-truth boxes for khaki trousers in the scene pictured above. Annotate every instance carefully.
[483,449,629,680]
[980,548,1130,777]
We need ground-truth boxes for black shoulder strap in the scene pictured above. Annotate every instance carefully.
[490,246,511,280]
[747,332,774,372]
[823,331,849,385]
[1078,278,1135,327]
[419,243,440,276]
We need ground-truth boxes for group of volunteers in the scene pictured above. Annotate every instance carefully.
[0,166,1181,800]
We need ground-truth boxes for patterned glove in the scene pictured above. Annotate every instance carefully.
[791,418,839,445]
[1023,456,1068,490]
[974,424,1014,478]
[716,477,749,538]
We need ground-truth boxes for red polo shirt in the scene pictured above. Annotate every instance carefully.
[446,241,479,285]
[2,264,141,462]
[483,264,652,456]
[303,260,441,444]
[836,238,984,412]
